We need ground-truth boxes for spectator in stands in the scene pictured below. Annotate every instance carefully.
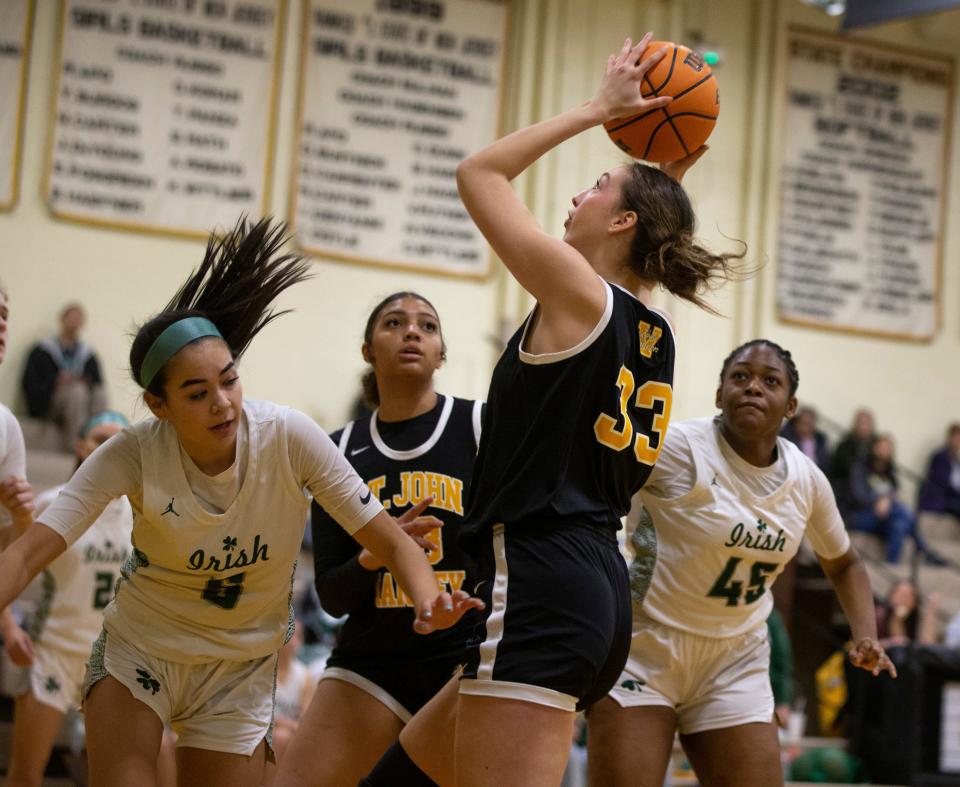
[849,434,945,565]
[828,409,875,517]
[876,579,940,646]
[21,302,107,451]
[917,423,960,523]
[781,405,829,471]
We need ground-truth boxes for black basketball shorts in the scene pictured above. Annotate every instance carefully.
[322,649,465,722]
[460,520,632,712]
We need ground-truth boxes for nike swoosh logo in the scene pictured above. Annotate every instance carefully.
[473,580,486,594]
[350,446,370,456]
[359,488,372,505]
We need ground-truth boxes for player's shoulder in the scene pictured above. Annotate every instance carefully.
[608,284,676,358]
[662,417,711,455]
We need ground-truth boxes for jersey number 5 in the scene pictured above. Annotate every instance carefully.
[202,573,246,610]
[594,365,673,465]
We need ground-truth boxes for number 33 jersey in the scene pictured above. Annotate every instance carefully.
[632,418,850,638]
[30,487,132,659]
[461,281,675,546]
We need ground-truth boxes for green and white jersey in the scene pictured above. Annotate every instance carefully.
[632,417,849,638]
[30,487,132,658]
[39,399,382,664]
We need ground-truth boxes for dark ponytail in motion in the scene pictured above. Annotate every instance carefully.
[130,217,312,396]
[620,164,747,313]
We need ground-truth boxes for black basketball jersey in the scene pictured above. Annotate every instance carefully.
[460,282,675,546]
[312,395,482,660]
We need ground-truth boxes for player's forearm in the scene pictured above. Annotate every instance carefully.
[352,511,439,611]
[0,546,35,612]
[822,549,878,641]
[0,524,67,611]
[458,102,606,186]
[378,533,440,610]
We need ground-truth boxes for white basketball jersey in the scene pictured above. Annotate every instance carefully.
[104,400,311,663]
[30,487,132,658]
[635,418,846,638]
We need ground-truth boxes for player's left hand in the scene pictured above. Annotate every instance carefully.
[660,144,708,183]
[413,590,485,635]
[848,636,897,678]
[0,476,34,526]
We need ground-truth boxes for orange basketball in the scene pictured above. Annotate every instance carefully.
[604,41,719,163]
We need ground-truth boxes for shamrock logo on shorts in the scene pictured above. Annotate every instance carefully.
[620,679,646,692]
[44,676,61,694]
[223,537,238,552]
[136,668,161,695]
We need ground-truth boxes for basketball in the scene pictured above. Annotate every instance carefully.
[604,41,719,163]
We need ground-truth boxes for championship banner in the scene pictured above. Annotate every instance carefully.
[292,0,508,278]
[0,0,35,212]
[45,0,285,237]
[777,28,953,340]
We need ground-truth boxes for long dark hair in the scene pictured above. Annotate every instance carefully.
[620,164,746,313]
[130,217,311,396]
[361,291,445,408]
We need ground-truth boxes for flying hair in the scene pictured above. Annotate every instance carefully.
[130,217,312,395]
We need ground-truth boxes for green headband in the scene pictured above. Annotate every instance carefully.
[82,410,129,437]
[139,317,224,389]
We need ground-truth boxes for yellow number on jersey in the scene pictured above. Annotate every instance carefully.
[633,381,672,464]
[422,525,444,566]
[593,365,636,451]
[594,366,673,466]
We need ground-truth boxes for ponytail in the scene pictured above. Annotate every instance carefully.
[621,163,747,313]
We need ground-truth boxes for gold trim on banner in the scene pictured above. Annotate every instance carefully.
[289,0,510,280]
[0,0,37,213]
[43,0,287,240]
[775,26,953,343]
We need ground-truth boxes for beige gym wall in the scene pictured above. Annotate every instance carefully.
[1,0,958,482]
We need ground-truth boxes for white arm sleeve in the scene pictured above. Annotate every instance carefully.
[805,463,851,560]
[285,409,383,535]
[38,431,142,548]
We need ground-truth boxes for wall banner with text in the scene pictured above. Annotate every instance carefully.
[292,0,508,278]
[45,0,285,238]
[0,0,35,212]
[777,28,953,341]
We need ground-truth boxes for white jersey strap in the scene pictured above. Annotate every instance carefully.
[472,400,484,449]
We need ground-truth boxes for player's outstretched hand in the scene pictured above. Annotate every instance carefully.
[848,636,897,678]
[2,619,35,667]
[592,33,672,122]
[660,144,709,184]
[414,590,485,635]
[0,475,35,527]
[358,497,444,571]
